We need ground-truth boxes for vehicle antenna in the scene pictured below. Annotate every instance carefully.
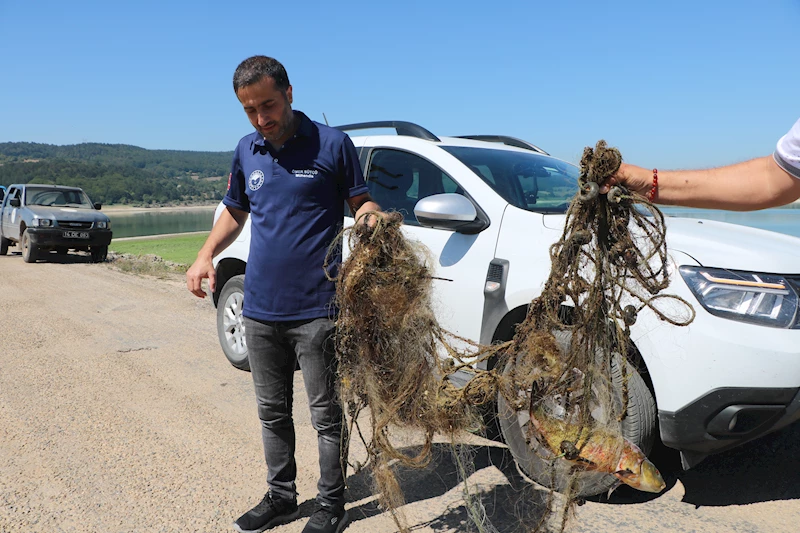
[322,113,330,126]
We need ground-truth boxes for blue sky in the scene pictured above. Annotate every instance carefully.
[1,0,798,169]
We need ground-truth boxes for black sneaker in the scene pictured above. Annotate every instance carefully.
[233,493,299,533]
[301,504,351,533]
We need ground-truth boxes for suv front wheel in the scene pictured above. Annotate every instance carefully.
[497,331,657,497]
[217,275,250,371]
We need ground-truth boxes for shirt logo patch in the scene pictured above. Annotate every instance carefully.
[248,169,265,191]
[227,173,232,191]
[293,168,319,179]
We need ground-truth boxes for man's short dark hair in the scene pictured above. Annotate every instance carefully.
[233,56,290,94]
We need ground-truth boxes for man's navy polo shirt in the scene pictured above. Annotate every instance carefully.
[223,111,369,322]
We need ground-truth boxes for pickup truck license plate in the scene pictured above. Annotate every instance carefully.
[63,231,89,239]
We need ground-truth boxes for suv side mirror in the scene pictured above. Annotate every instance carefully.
[414,193,489,234]
[94,203,102,210]
[10,197,20,207]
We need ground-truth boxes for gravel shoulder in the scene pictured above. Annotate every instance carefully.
[1,250,799,533]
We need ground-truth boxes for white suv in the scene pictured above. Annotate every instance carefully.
[211,121,800,490]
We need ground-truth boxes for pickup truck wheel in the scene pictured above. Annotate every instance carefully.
[91,245,108,263]
[0,237,9,256]
[216,275,250,371]
[21,230,39,263]
[497,330,656,497]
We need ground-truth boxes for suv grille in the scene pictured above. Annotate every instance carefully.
[58,221,93,230]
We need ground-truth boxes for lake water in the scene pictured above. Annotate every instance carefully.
[661,205,800,239]
[107,207,216,238]
[106,204,800,240]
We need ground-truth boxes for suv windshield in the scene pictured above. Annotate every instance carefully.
[442,146,579,213]
[25,186,94,208]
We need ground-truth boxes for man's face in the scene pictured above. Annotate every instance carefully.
[236,76,294,144]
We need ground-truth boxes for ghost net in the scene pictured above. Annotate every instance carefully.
[329,141,695,533]
[497,141,695,530]
[328,211,505,532]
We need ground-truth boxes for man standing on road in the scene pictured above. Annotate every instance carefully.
[602,118,800,210]
[186,55,380,533]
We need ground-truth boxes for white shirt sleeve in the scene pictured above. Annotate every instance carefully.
[774,118,800,179]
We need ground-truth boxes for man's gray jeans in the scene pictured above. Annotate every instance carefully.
[243,316,345,506]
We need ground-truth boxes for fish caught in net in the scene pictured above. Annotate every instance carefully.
[329,140,695,532]
[497,140,695,530]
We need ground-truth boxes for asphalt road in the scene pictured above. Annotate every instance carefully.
[1,249,799,532]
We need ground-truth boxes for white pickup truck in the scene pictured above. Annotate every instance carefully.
[0,183,112,262]
[209,121,800,494]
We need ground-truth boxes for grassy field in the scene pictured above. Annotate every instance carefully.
[110,233,208,266]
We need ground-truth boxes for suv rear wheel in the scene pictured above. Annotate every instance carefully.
[497,330,656,497]
[217,275,250,371]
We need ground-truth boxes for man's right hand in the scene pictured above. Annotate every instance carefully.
[186,255,216,298]
[183,206,248,298]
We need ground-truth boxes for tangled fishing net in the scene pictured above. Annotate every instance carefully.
[497,141,695,530]
[327,210,504,531]
[329,141,695,532]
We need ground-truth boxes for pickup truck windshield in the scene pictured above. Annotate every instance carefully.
[442,146,579,214]
[24,186,94,208]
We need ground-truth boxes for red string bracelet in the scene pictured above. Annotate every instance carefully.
[646,168,658,202]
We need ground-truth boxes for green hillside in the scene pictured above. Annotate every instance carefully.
[0,142,234,205]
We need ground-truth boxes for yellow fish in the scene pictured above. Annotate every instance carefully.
[529,407,666,493]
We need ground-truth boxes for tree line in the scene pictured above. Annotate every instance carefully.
[0,142,234,205]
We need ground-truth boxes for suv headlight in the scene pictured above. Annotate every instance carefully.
[32,218,53,227]
[96,220,109,229]
[680,266,799,329]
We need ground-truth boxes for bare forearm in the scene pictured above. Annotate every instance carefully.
[186,206,248,297]
[616,157,800,211]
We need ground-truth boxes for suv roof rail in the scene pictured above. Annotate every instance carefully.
[455,135,549,155]
[335,121,441,142]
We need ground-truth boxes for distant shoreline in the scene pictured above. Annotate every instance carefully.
[103,203,218,215]
[112,230,209,242]
[100,199,799,216]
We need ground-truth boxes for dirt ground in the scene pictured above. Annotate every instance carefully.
[2,249,799,533]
